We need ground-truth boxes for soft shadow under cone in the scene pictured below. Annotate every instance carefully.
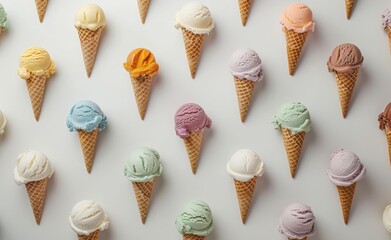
[183,130,204,174]
[131,76,152,120]
[76,27,103,77]
[181,28,205,79]
[284,29,308,76]
[238,0,252,26]
[137,0,150,24]
[234,77,255,122]
[132,180,155,224]
[25,178,49,225]
[345,0,355,19]
[78,128,99,173]
[183,234,205,240]
[35,0,47,22]
[26,73,48,121]
[281,128,305,178]
[335,69,359,118]
[78,230,100,240]
[234,177,257,224]
[337,183,356,224]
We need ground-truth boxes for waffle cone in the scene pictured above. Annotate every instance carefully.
[281,128,305,178]
[25,178,49,225]
[238,0,252,26]
[183,234,205,240]
[386,127,391,166]
[337,183,356,224]
[181,27,205,79]
[387,27,391,54]
[288,238,307,240]
[132,180,155,224]
[183,130,205,174]
[130,75,152,120]
[35,0,47,22]
[76,26,104,77]
[78,230,100,240]
[137,0,150,24]
[234,177,257,223]
[234,77,255,122]
[284,29,308,76]
[77,128,99,173]
[25,73,48,121]
[335,69,359,118]
[345,0,355,19]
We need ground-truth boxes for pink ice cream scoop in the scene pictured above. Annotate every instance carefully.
[327,149,365,187]
[175,103,212,138]
[278,202,316,240]
[280,3,315,33]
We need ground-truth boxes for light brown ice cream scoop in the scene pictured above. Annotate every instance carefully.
[379,102,391,130]
[327,43,363,74]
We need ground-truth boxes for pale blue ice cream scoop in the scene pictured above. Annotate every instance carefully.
[67,100,107,132]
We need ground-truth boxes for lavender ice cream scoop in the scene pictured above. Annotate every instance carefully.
[327,149,365,187]
[278,202,316,240]
[175,103,212,139]
[382,8,391,30]
[229,48,264,82]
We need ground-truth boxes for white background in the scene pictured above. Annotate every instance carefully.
[0,0,390,239]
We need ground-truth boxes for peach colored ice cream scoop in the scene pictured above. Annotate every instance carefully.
[280,3,315,33]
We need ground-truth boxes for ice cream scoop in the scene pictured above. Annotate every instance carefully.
[67,100,107,133]
[124,48,159,79]
[327,149,365,187]
[175,103,212,139]
[75,3,106,30]
[17,47,56,80]
[378,103,391,130]
[327,43,363,74]
[280,3,315,34]
[175,2,214,34]
[384,205,391,233]
[0,110,6,134]
[273,102,311,134]
[382,8,391,30]
[0,4,8,30]
[69,200,109,236]
[14,150,54,184]
[227,149,264,182]
[124,147,163,182]
[176,200,214,236]
[278,202,316,239]
[229,48,264,82]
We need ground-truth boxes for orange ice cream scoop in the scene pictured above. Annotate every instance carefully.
[281,3,315,33]
[123,48,159,79]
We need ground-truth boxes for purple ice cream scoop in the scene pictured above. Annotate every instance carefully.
[327,149,365,187]
[382,8,391,30]
[278,202,316,240]
[175,103,212,138]
[229,48,264,82]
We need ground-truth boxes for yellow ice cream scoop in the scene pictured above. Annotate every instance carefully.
[17,47,56,79]
[123,48,159,79]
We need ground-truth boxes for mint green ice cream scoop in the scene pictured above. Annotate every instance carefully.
[0,4,8,29]
[124,147,162,182]
[272,102,311,134]
[176,200,214,236]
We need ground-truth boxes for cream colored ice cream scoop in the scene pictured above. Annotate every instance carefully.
[75,3,106,30]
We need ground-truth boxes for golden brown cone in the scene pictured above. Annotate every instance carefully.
[337,183,356,224]
[238,0,252,26]
[181,27,205,79]
[25,73,48,121]
[386,127,391,166]
[387,27,391,54]
[76,26,104,77]
[78,230,100,240]
[183,234,205,240]
[345,0,355,19]
[77,128,99,173]
[25,178,49,225]
[288,238,307,240]
[137,0,150,24]
[234,77,255,122]
[335,69,359,118]
[35,0,47,22]
[281,128,305,178]
[132,180,155,224]
[130,75,153,120]
[284,28,308,76]
[234,177,257,224]
[183,130,204,174]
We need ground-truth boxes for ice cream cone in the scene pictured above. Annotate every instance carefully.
[77,128,99,173]
[284,28,308,76]
[130,75,152,120]
[281,128,305,178]
[234,77,255,122]
[132,180,155,224]
[335,68,359,118]
[386,127,391,166]
[35,0,47,22]
[181,27,205,79]
[345,0,355,19]
[78,230,100,240]
[183,234,205,240]
[234,177,257,223]
[336,183,356,224]
[387,27,391,55]
[137,0,150,24]
[238,0,252,26]
[76,26,104,77]
[288,238,307,240]
[25,177,49,225]
[183,130,204,174]
[25,73,48,121]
